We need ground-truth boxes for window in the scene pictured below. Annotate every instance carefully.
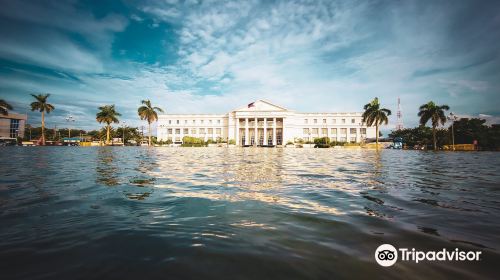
[323,119,326,124]
[183,128,189,134]
[208,128,213,134]
[191,129,196,134]
[175,128,180,134]
[201,120,204,124]
[313,119,318,124]
[340,128,347,134]
[332,119,336,124]
[10,119,20,138]
[360,128,367,135]
[331,128,337,134]
[209,120,212,124]
[199,128,205,134]
[303,128,309,134]
[350,137,356,142]
[304,119,308,124]
[340,137,347,142]
[350,128,357,134]
[351,118,355,124]
[176,120,180,124]
[168,129,172,134]
[185,120,188,124]
[216,128,221,134]
[168,120,172,124]
[321,128,327,135]
[312,128,319,134]
[341,119,346,124]
[217,120,221,124]
[193,120,196,124]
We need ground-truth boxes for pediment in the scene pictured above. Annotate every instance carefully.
[233,100,288,112]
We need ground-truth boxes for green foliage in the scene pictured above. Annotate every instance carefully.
[137,100,164,124]
[228,139,236,145]
[362,97,391,127]
[362,97,391,144]
[452,118,500,150]
[313,137,330,147]
[96,105,121,125]
[417,101,450,150]
[329,141,345,146]
[295,138,304,144]
[30,94,55,113]
[181,136,206,147]
[418,101,450,128]
[0,99,13,115]
[390,126,449,149]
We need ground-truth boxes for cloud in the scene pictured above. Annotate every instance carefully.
[1,0,499,132]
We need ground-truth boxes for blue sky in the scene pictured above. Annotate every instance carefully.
[0,0,499,131]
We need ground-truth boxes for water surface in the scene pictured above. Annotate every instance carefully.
[0,147,499,279]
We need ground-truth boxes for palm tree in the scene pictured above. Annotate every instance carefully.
[30,94,55,145]
[0,99,13,116]
[362,97,391,147]
[138,100,164,146]
[96,105,121,145]
[418,101,450,150]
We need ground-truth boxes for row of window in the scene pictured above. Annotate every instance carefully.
[167,119,222,125]
[303,128,367,135]
[164,128,222,135]
[303,137,358,143]
[304,118,359,124]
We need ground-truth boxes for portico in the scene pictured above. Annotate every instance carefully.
[236,117,283,146]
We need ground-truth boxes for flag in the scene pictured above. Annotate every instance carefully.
[248,102,255,108]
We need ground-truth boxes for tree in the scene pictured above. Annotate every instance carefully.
[362,97,391,147]
[137,100,164,146]
[96,105,121,145]
[0,99,13,116]
[30,94,55,145]
[418,101,449,150]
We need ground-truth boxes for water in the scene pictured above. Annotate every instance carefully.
[0,147,499,279]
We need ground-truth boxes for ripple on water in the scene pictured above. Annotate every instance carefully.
[0,147,499,279]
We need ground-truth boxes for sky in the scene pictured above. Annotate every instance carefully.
[0,0,499,132]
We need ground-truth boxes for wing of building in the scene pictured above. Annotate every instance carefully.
[157,100,376,146]
[0,112,27,139]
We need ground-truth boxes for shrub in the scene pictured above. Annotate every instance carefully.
[182,136,206,147]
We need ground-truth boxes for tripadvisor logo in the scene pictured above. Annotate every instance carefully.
[374,244,482,267]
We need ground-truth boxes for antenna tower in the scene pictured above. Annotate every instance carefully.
[396,97,403,130]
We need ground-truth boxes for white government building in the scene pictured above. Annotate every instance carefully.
[157,100,376,146]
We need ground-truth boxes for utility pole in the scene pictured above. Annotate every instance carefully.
[448,112,458,151]
[122,121,126,146]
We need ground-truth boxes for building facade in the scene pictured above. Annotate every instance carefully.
[157,100,376,146]
[0,112,27,139]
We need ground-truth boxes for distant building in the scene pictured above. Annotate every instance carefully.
[157,100,376,146]
[0,112,27,139]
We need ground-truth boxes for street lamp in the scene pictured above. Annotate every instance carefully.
[65,115,75,138]
[448,112,458,151]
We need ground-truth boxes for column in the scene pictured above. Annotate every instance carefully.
[235,117,239,146]
[272,118,277,146]
[254,117,258,146]
[263,117,267,146]
[245,118,249,145]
